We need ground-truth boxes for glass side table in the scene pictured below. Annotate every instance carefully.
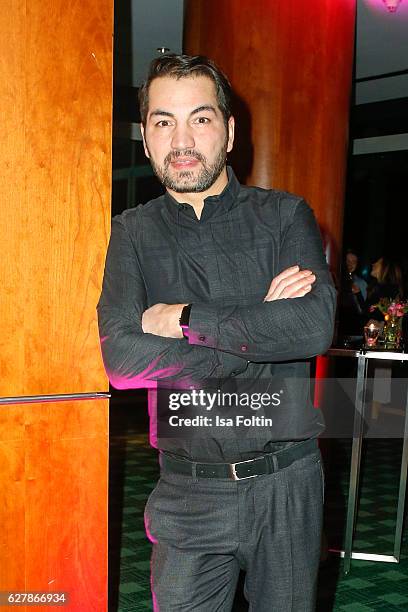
[325,347,408,574]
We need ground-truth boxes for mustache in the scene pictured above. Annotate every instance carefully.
[164,149,206,167]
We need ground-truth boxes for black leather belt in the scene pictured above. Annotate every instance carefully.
[159,438,318,481]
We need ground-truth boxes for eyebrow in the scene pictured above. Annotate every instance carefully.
[190,105,217,116]
[150,109,174,118]
[149,105,218,119]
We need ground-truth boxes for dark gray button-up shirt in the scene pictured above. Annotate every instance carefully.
[97,168,336,462]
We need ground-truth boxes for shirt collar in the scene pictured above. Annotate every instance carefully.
[163,166,241,222]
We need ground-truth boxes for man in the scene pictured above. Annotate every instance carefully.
[98,54,336,611]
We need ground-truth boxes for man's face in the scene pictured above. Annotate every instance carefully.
[141,75,234,195]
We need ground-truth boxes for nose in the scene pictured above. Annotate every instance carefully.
[171,122,195,150]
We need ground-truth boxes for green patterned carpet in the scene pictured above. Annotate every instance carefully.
[109,400,408,611]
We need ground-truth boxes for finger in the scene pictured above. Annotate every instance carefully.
[282,283,313,299]
[264,283,313,302]
[279,276,315,299]
[274,265,301,281]
[266,266,300,294]
[274,271,314,299]
[265,272,315,301]
[264,273,315,301]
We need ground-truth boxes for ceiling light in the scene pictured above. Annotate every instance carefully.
[382,0,402,12]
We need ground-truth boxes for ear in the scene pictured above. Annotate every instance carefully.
[227,116,235,153]
[140,123,150,159]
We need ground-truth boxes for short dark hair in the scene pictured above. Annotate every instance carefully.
[138,54,232,127]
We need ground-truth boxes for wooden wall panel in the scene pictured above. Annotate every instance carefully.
[0,398,108,611]
[184,0,356,275]
[0,439,25,596]
[0,0,112,608]
[0,0,26,396]
[0,0,113,397]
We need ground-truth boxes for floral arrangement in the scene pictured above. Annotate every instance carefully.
[369,297,408,320]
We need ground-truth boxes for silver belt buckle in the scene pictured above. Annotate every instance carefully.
[229,457,261,481]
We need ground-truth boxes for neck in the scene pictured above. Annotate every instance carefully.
[166,167,229,220]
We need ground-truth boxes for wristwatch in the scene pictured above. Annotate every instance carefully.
[179,304,192,338]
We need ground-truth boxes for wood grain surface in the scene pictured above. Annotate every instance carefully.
[184,0,356,275]
[0,398,108,610]
[0,0,112,608]
[0,0,113,396]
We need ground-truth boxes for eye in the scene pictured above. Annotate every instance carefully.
[194,116,210,124]
[156,119,172,127]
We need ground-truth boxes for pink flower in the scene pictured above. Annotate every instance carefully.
[371,298,408,318]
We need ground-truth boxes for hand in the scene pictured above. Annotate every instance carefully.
[351,283,361,294]
[263,265,316,302]
[142,303,186,338]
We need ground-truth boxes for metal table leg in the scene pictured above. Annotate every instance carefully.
[393,383,408,561]
[343,354,368,574]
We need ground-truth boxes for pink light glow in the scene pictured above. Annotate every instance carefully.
[148,388,158,449]
[151,580,160,611]
[383,0,402,11]
[144,509,158,544]
[363,0,408,14]
[105,354,185,390]
[104,352,197,448]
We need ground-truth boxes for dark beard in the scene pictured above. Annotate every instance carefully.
[148,140,228,193]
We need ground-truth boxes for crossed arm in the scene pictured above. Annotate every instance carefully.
[97,215,246,388]
[142,265,317,338]
[97,200,336,388]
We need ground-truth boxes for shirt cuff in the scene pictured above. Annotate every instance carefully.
[188,303,219,348]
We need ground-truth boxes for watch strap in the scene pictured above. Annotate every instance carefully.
[179,304,192,337]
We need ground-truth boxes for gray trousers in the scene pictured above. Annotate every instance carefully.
[144,449,324,611]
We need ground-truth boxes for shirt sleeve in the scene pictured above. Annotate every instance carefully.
[187,199,337,362]
[97,214,246,389]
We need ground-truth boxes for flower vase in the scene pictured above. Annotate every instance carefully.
[383,315,402,350]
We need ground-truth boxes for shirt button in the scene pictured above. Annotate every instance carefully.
[199,335,206,342]
[240,344,248,352]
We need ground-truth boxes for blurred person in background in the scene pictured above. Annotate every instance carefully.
[365,255,406,418]
[366,255,405,317]
[346,249,368,300]
[337,248,367,343]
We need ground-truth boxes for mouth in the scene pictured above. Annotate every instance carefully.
[170,157,201,170]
